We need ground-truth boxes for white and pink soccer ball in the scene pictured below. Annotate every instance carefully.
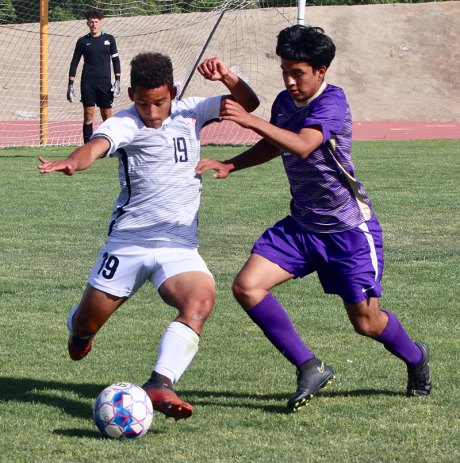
[93,382,153,439]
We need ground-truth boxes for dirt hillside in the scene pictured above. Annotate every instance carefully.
[1,2,458,123]
[312,2,460,121]
[183,1,460,122]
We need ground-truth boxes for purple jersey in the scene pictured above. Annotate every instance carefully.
[270,83,373,233]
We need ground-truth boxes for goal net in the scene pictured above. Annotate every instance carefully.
[0,0,298,147]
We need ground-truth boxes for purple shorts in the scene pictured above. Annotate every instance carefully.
[251,215,384,304]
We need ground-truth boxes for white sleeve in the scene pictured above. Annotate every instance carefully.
[92,109,139,156]
[181,96,222,128]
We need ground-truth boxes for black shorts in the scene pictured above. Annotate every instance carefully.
[80,78,113,109]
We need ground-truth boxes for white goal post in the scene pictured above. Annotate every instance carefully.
[0,0,307,147]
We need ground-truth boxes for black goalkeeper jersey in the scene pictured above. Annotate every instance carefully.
[69,32,120,82]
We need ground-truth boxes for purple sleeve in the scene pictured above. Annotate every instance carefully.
[303,90,348,143]
[269,92,283,125]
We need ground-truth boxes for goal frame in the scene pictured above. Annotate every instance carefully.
[35,0,307,145]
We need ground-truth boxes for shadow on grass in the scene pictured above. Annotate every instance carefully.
[0,377,174,439]
[53,428,101,439]
[0,376,105,419]
[53,427,168,439]
[181,387,401,414]
[0,376,402,419]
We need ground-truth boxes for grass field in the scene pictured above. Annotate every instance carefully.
[0,140,459,463]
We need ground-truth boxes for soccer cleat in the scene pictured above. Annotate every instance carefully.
[287,358,335,412]
[142,372,193,421]
[67,334,94,361]
[406,340,431,397]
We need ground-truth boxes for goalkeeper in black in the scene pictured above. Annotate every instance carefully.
[67,9,121,143]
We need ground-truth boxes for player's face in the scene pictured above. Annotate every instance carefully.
[87,17,102,36]
[129,84,177,129]
[280,59,326,103]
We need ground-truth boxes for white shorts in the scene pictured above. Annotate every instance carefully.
[88,240,213,298]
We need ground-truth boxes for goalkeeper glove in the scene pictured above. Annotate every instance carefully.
[67,81,75,103]
[112,77,121,97]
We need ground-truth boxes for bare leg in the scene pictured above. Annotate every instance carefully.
[100,107,112,121]
[158,271,216,335]
[143,271,216,420]
[67,284,126,360]
[343,297,388,337]
[72,284,126,336]
[83,106,95,125]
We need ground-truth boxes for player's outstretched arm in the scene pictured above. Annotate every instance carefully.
[196,139,279,179]
[38,137,111,176]
[197,57,259,113]
[220,98,324,159]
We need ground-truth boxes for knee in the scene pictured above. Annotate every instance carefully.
[232,275,270,310]
[350,317,381,337]
[231,277,251,306]
[345,299,387,338]
[196,292,216,319]
[199,293,216,318]
[181,292,216,324]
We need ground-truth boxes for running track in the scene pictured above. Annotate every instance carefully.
[0,120,459,147]
[203,121,460,144]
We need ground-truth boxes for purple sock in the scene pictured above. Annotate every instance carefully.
[246,293,315,367]
[375,310,422,366]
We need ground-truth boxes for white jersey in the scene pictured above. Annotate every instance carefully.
[93,95,222,247]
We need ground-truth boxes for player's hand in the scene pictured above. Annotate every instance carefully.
[220,98,253,128]
[38,156,76,176]
[195,158,232,179]
[67,83,75,103]
[197,57,229,82]
[112,78,121,97]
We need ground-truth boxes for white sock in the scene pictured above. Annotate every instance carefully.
[66,305,79,334]
[154,321,200,384]
[66,304,92,339]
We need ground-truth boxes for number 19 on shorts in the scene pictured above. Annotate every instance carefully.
[97,252,120,279]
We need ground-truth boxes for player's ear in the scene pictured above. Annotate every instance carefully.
[128,87,134,102]
[317,65,327,79]
[170,86,177,100]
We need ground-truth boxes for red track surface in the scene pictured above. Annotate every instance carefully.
[202,121,460,144]
[351,121,460,141]
[0,120,459,147]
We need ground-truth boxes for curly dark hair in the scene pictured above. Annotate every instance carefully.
[130,52,174,91]
[276,25,336,70]
[85,9,104,21]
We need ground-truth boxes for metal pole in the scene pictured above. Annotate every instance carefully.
[297,0,306,25]
[40,0,49,145]
[178,10,225,100]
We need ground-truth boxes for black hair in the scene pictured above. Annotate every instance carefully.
[85,9,104,21]
[276,25,336,70]
[130,52,174,90]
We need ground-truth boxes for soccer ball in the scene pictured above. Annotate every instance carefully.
[93,382,153,439]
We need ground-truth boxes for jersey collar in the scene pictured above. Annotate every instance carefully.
[293,81,327,107]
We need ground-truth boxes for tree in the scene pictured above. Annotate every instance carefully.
[0,0,17,24]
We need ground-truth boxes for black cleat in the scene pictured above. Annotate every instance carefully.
[407,340,431,397]
[287,358,334,412]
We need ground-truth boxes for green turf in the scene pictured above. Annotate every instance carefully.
[0,140,459,462]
